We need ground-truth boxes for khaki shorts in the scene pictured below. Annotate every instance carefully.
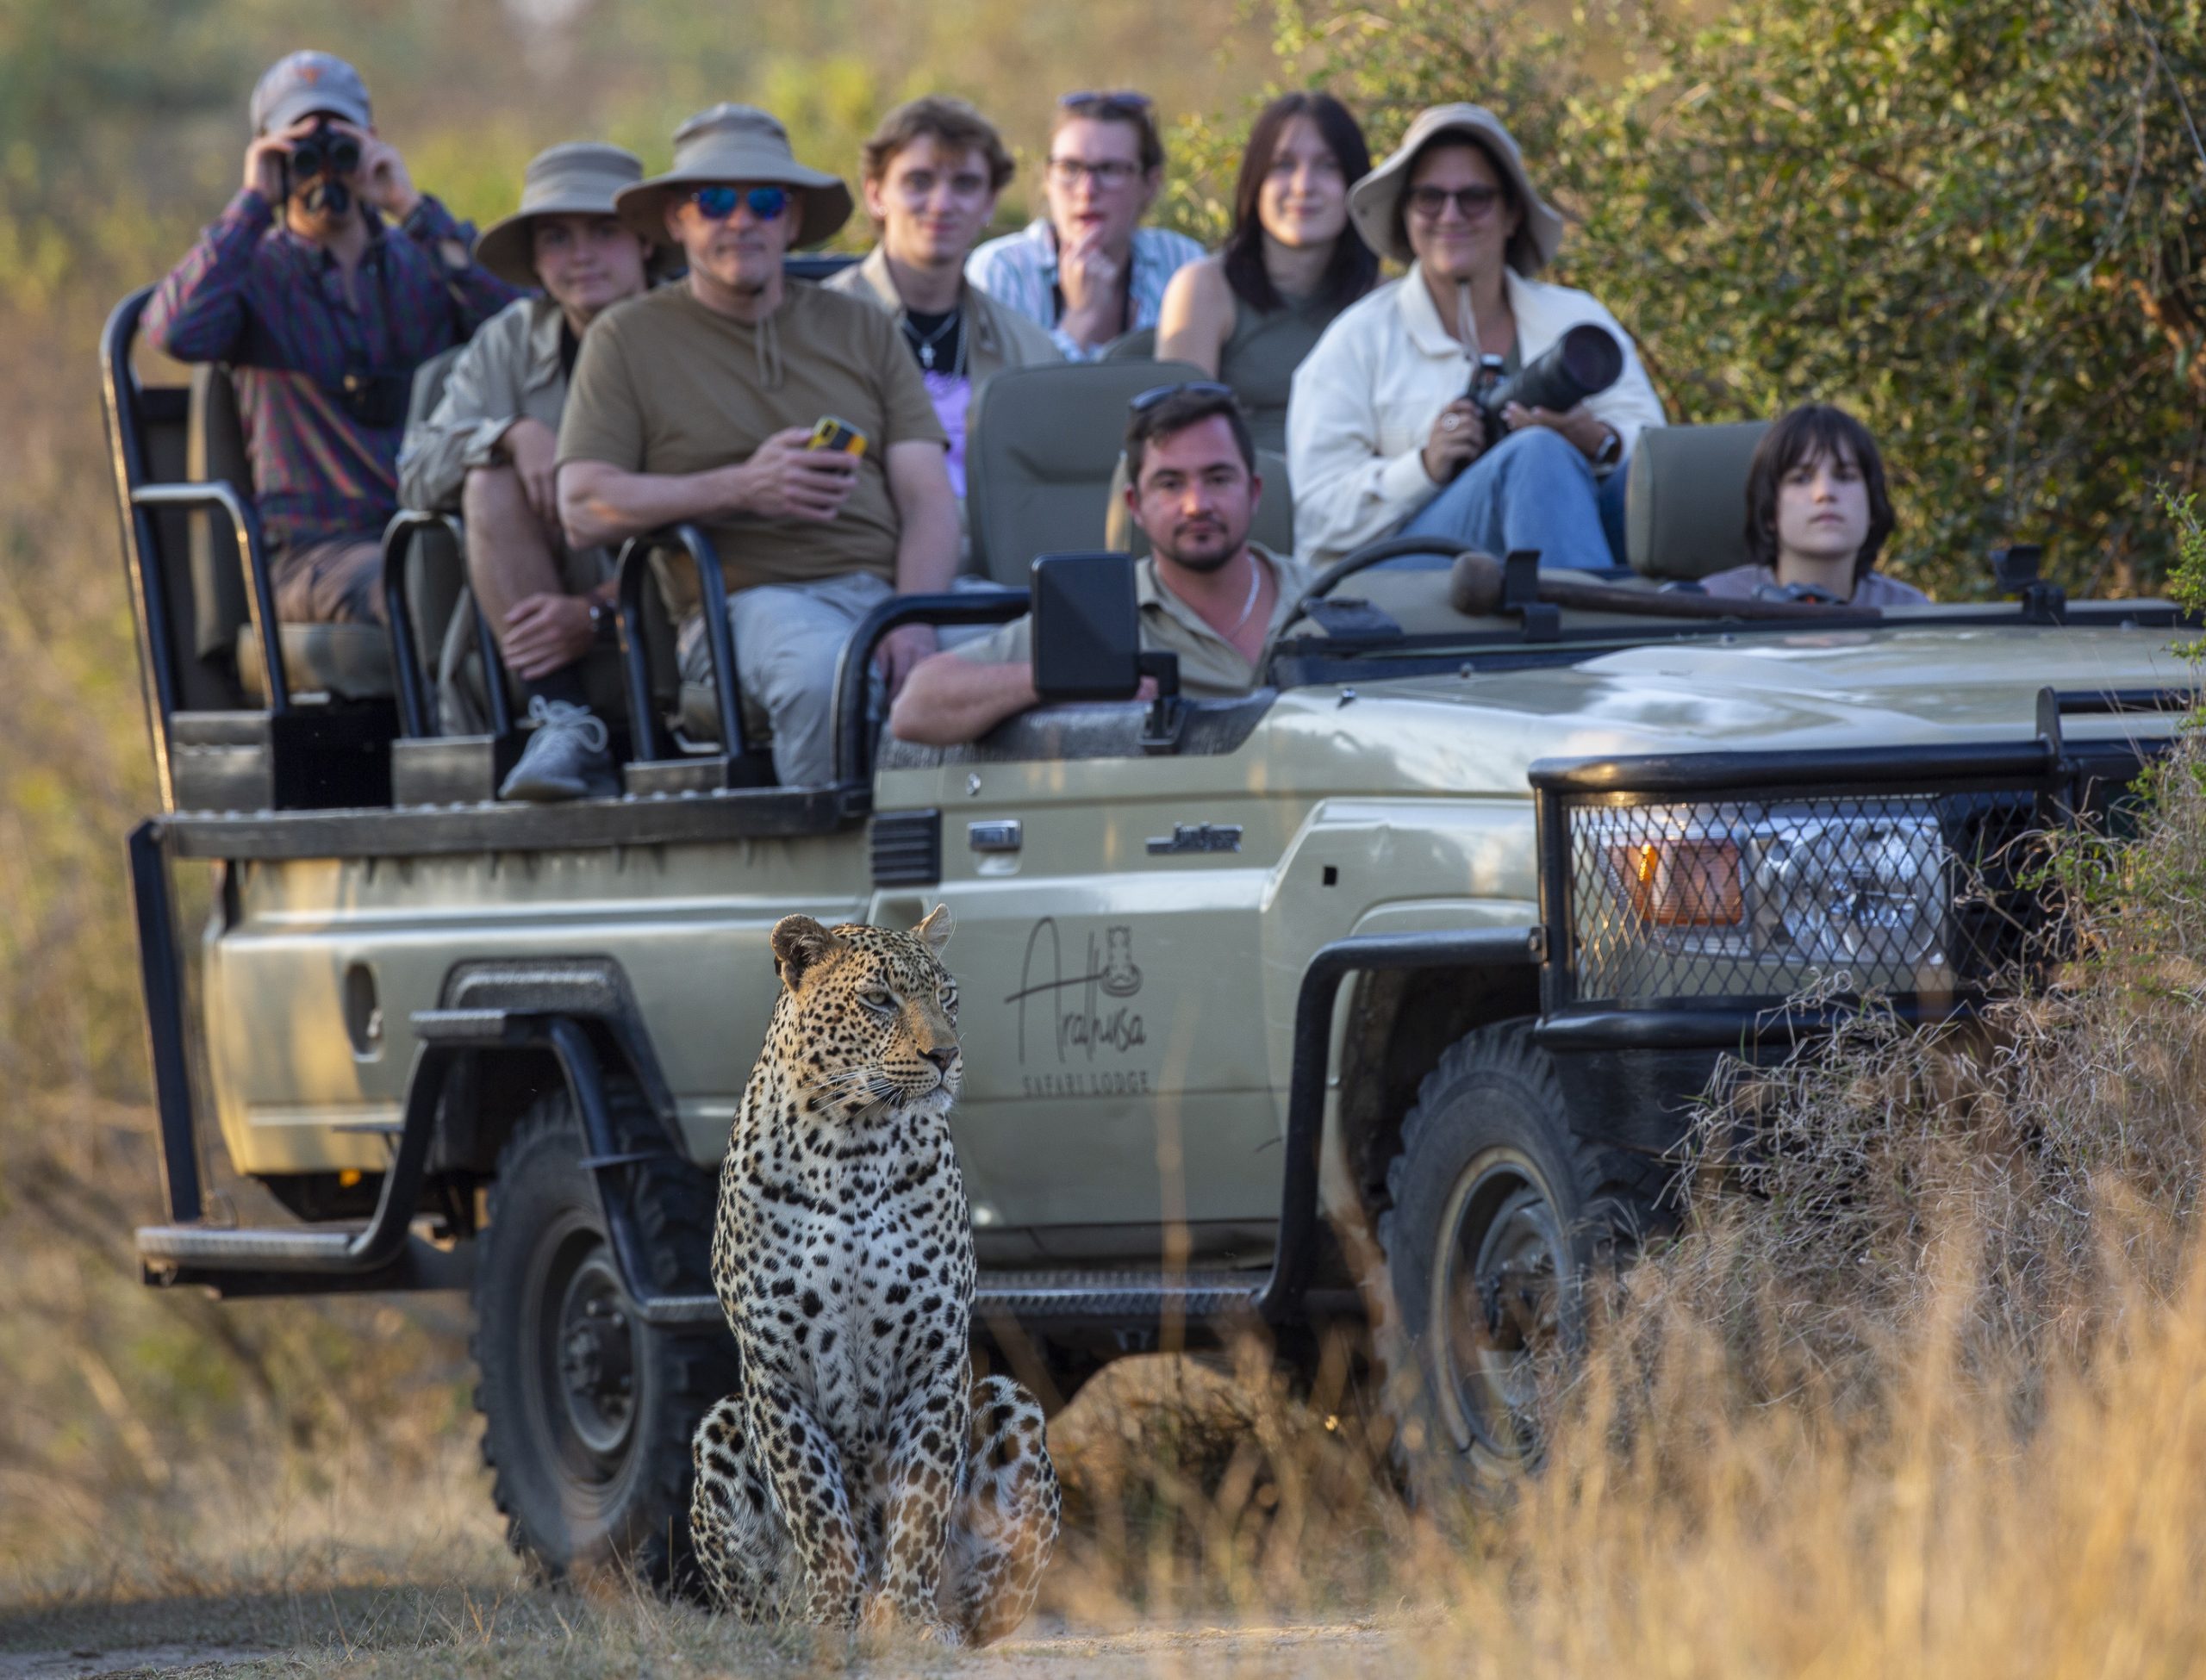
[271,537,387,625]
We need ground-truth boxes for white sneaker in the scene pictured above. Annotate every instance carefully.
[499,699,616,802]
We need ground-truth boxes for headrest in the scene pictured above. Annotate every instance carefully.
[1624,420,1771,581]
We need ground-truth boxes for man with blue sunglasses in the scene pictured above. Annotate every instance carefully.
[558,104,957,788]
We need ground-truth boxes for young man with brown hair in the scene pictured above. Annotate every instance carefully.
[888,383,1306,746]
[556,105,958,789]
[826,97,1057,502]
[965,91,1203,362]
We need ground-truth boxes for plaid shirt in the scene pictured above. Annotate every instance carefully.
[965,218,1205,363]
[145,189,517,551]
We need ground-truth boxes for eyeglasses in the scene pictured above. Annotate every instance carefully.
[1058,90,1154,115]
[1130,380,1236,415]
[1047,157,1144,188]
[688,184,789,222]
[1405,183,1505,221]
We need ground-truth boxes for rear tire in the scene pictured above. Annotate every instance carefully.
[1368,1022,1666,1498]
[471,1086,732,1595]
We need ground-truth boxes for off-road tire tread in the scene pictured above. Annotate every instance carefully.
[1364,1020,1667,1498]
[470,1080,735,1597]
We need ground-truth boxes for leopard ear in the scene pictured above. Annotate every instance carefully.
[913,903,954,955]
[770,915,843,991]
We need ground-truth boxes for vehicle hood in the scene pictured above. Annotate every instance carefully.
[1272,624,2194,794]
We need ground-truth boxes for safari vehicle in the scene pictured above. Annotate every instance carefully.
[100,268,2194,1584]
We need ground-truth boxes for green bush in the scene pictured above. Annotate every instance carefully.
[1178,0,2206,597]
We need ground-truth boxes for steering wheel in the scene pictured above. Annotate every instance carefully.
[1275,534,1469,638]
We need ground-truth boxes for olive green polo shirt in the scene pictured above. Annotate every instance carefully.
[952,544,1308,695]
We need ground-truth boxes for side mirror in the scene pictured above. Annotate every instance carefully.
[1031,552,1142,700]
[1028,551,1187,753]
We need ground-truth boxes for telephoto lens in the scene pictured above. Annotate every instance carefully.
[1473,322,1624,434]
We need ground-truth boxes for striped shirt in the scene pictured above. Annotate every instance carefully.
[145,189,517,552]
[965,219,1204,363]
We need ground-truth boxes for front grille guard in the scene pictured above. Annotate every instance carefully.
[1530,697,2167,1015]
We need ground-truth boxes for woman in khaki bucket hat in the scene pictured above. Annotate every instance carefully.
[1287,103,1666,576]
[398,140,664,801]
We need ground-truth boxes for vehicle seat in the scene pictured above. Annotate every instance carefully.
[1103,448,1295,558]
[188,363,398,700]
[1100,326,1158,363]
[1623,420,1771,582]
[964,358,1209,588]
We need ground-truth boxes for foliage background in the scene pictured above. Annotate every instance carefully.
[5,0,2206,1618]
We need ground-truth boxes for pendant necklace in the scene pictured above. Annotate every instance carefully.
[905,308,961,370]
[1225,557,1265,638]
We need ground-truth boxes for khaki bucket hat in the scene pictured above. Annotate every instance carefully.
[1349,103,1564,276]
[474,142,651,287]
[614,103,853,251]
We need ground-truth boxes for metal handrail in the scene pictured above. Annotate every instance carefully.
[615,524,750,763]
[131,481,285,713]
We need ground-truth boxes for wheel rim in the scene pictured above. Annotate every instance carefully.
[1429,1146,1567,1461]
[520,1209,643,1512]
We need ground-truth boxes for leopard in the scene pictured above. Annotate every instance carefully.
[689,905,1059,1647]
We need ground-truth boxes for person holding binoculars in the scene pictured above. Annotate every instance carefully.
[146,51,516,625]
[1287,104,1665,575]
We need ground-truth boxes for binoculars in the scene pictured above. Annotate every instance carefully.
[288,122,361,183]
[1468,321,1624,437]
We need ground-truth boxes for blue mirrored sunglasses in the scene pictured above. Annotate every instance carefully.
[689,184,789,222]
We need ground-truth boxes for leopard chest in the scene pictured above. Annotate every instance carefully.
[727,1098,975,1437]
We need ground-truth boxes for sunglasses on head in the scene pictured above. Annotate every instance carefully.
[1129,380,1235,415]
[688,184,789,222]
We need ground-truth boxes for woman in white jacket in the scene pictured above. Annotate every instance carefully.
[1287,104,1665,574]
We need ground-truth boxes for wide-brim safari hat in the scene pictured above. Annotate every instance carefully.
[475,142,654,288]
[614,103,852,251]
[1349,103,1564,276]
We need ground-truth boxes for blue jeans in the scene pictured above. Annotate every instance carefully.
[1400,426,1627,570]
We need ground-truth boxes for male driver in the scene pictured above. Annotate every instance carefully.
[399,143,657,800]
[146,51,516,626]
[558,105,957,788]
[965,91,1202,362]
[889,384,1306,745]
[826,96,1057,501]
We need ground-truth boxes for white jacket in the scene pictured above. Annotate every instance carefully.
[1287,269,1666,570]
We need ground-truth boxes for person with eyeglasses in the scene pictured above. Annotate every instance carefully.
[964,91,1205,362]
[557,105,957,789]
[1287,104,1665,576]
[825,97,1059,509]
[145,51,518,627]
[889,383,1308,746]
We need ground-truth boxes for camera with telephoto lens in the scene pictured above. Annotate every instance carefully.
[1467,321,1625,439]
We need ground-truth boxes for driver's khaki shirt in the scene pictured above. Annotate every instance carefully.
[952,543,1308,695]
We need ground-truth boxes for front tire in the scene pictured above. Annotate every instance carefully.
[1369,1022,1665,1495]
[471,1088,732,1593]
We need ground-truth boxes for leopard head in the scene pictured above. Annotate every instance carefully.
[767,904,961,1119]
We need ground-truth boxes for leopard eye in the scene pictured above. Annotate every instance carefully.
[939,986,959,1015]
[862,987,895,1011]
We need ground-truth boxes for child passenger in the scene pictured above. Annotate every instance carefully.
[1702,403,1929,606]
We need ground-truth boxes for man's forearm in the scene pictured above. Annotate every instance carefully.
[888,465,960,597]
[559,462,735,551]
[888,654,1038,746]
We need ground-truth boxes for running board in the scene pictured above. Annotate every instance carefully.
[633,1270,1267,1332]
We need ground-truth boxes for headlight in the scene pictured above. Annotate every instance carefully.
[1581,800,1949,992]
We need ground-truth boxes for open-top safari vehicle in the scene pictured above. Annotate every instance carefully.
[100,264,2195,1584]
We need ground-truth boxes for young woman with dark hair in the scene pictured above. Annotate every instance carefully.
[1156,92,1377,454]
[1702,404,1926,606]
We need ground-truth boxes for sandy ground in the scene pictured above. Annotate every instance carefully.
[0,1612,1418,1679]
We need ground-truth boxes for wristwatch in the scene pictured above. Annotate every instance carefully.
[1592,425,1623,470]
[589,599,616,644]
